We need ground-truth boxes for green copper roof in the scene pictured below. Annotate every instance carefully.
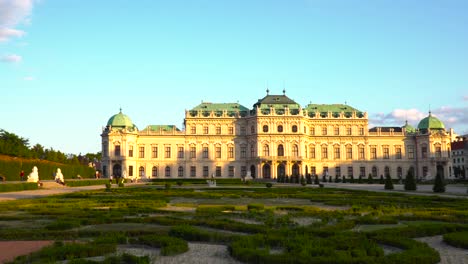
[305,104,360,113]
[107,110,137,131]
[191,102,249,112]
[142,125,180,132]
[417,112,445,131]
[402,120,416,133]
[253,94,301,110]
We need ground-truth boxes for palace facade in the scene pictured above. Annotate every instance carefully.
[101,91,455,181]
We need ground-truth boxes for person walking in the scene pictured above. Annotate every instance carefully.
[20,170,24,181]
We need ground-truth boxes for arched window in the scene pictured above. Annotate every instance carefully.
[178,166,184,177]
[277,125,283,133]
[165,166,171,177]
[263,125,269,133]
[263,144,270,156]
[384,166,390,177]
[152,166,158,177]
[372,166,378,177]
[397,167,402,178]
[278,144,284,156]
[292,125,298,133]
[139,166,145,177]
[292,144,299,157]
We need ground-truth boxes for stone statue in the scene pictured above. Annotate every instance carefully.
[27,166,39,183]
[55,168,64,184]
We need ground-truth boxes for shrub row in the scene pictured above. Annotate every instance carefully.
[443,231,468,249]
[169,225,235,243]
[65,179,110,187]
[132,234,189,256]
[150,178,243,185]
[69,253,150,264]
[0,155,95,181]
[0,182,38,192]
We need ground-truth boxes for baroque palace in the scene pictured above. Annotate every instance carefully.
[101,91,455,181]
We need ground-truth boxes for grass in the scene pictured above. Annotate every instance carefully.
[0,185,467,263]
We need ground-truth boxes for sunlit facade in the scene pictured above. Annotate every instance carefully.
[101,91,455,181]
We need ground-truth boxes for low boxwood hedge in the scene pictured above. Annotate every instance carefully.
[443,231,468,249]
[0,182,38,192]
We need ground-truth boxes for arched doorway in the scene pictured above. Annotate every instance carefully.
[292,163,299,176]
[112,164,122,177]
[263,164,271,179]
[250,165,256,178]
[277,163,285,177]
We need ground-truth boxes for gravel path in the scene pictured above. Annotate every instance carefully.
[415,236,468,264]
[153,243,242,264]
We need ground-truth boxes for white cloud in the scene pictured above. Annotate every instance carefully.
[0,0,34,42]
[1,54,22,63]
[369,106,468,135]
[463,95,468,101]
[23,76,34,81]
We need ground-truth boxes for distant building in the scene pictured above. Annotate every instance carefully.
[101,91,455,180]
[451,135,467,179]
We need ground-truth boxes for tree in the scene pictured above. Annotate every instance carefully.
[384,174,394,190]
[404,169,417,191]
[379,174,384,184]
[433,173,446,193]
[367,173,374,184]
[314,175,319,185]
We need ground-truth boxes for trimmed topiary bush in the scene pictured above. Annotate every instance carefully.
[433,173,445,193]
[266,182,273,188]
[404,169,417,191]
[384,174,394,190]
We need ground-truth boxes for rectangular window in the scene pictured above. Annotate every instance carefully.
[203,166,209,177]
[334,146,340,160]
[359,127,365,136]
[152,146,158,158]
[190,146,196,159]
[139,146,145,158]
[190,126,196,134]
[216,146,221,159]
[322,126,327,135]
[395,146,402,159]
[359,146,365,160]
[310,127,315,135]
[347,166,353,177]
[241,166,247,177]
[408,145,414,159]
[335,166,341,177]
[216,166,222,177]
[422,146,428,159]
[370,146,377,159]
[334,127,340,135]
[435,146,442,158]
[190,166,196,177]
[321,146,328,159]
[103,143,109,158]
[310,146,315,159]
[115,145,121,156]
[228,166,234,177]
[383,146,389,159]
[241,126,246,135]
[203,146,209,159]
[203,126,209,134]
[228,146,234,159]
[241,146,247,158]
[359,167,365,177]
[129,166,133,176]
[323,166,329,176]
[311,166,316,176]
[178,167,184,177]
[128,146,133,157]
[165,146,171,159]
[216,126,221,135]
[347,127,352,135]
[346,146,352,159]
[178,147,184,159]
[228,126,234,135]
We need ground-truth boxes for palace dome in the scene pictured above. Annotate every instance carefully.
[417,112,445,132]
[402,120,416,133]
[107,109,137,131]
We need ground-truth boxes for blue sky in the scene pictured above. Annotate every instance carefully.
[1,0,467,154]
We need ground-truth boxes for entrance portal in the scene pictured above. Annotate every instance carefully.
[263,164,271,179]
[112,164,122,178]
[250,165,256,178]
[277,164,285,177]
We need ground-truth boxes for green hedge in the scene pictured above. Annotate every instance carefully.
[150,178,243,185]
[65,179,110,187]
[0,155,95,181]
[0,182,38,192]
[133,234,188,256]
[443,231,468,249]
